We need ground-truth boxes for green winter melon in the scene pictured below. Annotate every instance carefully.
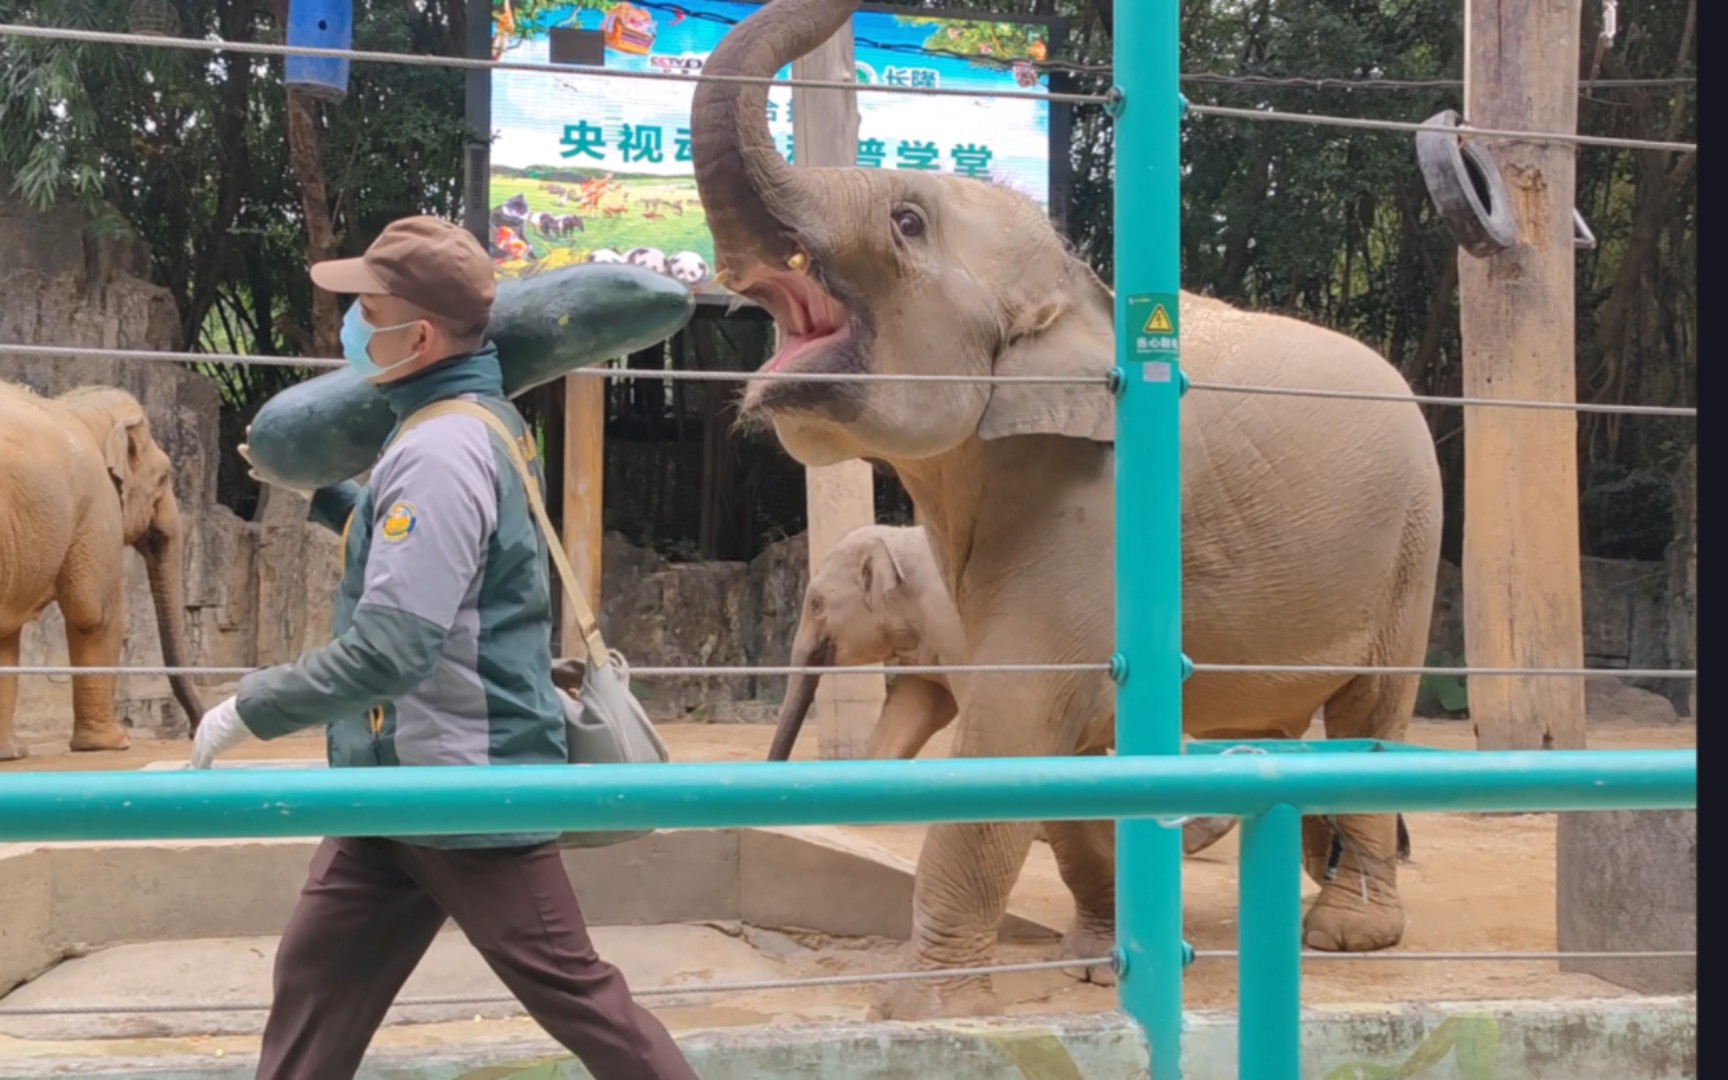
[241,263,696,491]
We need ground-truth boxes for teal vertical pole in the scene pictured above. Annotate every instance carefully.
[1110,0,1186,1075]
[1238,804,1303,1079]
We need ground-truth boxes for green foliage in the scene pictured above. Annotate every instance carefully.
[1418,647,1469,716]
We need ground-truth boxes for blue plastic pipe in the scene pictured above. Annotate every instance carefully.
[1238,804,1303,1080]
[284,0,353,100]
[1110,0,1187,1073]
[0,752,1693,842]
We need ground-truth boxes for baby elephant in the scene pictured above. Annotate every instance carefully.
[769,524,963,762]
[768,524,1245,858]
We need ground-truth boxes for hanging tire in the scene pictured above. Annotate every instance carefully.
[1415,109,1516,258]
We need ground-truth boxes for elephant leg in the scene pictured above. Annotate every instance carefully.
[1044,818,1117,986]
[0,630,23,761]
[867,678,1062,1022]
[864,676,957,759]
[59,571,129,753]
[1301,671,1418,951]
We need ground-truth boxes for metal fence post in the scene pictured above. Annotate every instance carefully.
[1238,803,1303,1079]
[1111,0,1186,1075]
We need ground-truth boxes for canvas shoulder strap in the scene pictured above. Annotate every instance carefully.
[392,399,609,669]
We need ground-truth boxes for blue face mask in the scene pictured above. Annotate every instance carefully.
[340,303,421,381]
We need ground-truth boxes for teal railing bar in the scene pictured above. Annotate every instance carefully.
[0,751,1694,843]
[1185,738,1456,754]
[1110,0,1188,1074]
[1238,803,1304,1080]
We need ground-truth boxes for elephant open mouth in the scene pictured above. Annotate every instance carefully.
[751,268,853,374]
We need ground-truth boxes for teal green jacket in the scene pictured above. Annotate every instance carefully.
[234,346,567,849]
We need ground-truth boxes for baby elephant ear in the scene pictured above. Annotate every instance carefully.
[978,259,1118,444]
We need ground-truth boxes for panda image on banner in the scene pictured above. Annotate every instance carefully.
[667,250,710,287]
[586,248,625,264]
[625,246,667,275]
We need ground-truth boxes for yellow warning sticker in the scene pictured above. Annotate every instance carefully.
[1127,294,1180,360]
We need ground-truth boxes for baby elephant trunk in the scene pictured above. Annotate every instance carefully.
[766,635,834,762]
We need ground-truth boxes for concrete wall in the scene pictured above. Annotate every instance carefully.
[0,828,1056,998]
[0,999,1695,1079]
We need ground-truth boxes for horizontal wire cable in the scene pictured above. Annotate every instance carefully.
[1187,380,1697,417]
[0,957,1111,1017]
[0,664,1695,680]
[1186,101,1696,153]
[0,18,1695,93]
[1178,73,1696,91]
[1192,948,1696,962]
[0,949,1694,1018]
[0,345,1693,417]
[0,344,1103,386]
[0,23,1107,105]
[0,24,1695,152]
[1191,664,1695,680]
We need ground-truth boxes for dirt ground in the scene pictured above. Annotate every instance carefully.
[1,716,1695,1015]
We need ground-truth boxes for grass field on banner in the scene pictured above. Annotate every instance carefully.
[490,171,716,285]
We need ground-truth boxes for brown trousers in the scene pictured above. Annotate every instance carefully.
[256,836,700,1080]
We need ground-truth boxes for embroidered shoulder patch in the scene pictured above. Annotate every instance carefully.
[380,501,418,542]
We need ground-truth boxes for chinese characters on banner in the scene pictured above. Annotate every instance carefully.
[560,120,995,177]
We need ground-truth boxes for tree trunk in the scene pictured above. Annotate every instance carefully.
[285,89,342,358]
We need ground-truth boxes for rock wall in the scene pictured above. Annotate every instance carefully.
[605,534,1693,727]
[0,195,343,749]
[595,529,808,723]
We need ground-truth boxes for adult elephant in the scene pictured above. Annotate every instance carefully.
[690,0,1442,1021]
[0,382,204,760]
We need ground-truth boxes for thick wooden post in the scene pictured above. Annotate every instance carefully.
[792,20,882,760]
[560,374,606,650]
[1458,0,1587,750]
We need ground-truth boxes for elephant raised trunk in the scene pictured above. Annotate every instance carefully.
[767,633,833,761]
[137,490,204,733]
[689,0,857,281]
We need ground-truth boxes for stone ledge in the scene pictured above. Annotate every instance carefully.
[0,823,1057,996]
[0,998,1695,1079]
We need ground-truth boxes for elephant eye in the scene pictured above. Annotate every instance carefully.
[891,208,925,239]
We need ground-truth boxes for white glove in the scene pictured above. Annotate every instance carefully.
[191,696,254,769]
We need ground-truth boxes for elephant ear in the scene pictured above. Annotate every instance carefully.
[978,257,1118,444]
[102,411,148,488]
[858,536,906,612]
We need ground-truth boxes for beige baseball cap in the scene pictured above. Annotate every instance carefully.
[309,216,495,329]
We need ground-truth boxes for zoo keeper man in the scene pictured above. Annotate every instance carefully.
[189,215,700,1080]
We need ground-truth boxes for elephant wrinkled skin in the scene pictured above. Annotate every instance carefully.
[690,0,1443,1021]
[0,382,204,759]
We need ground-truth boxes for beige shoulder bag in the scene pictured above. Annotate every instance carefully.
[394,399,670,849]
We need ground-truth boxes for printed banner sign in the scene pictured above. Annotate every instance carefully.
[488,1,1058,296]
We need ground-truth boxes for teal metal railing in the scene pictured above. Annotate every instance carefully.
[0,9,1700,1078]
[0,750,1696,1077]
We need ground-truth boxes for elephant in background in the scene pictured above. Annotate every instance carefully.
[691,0,1443,1021]
[0,382,204,760]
